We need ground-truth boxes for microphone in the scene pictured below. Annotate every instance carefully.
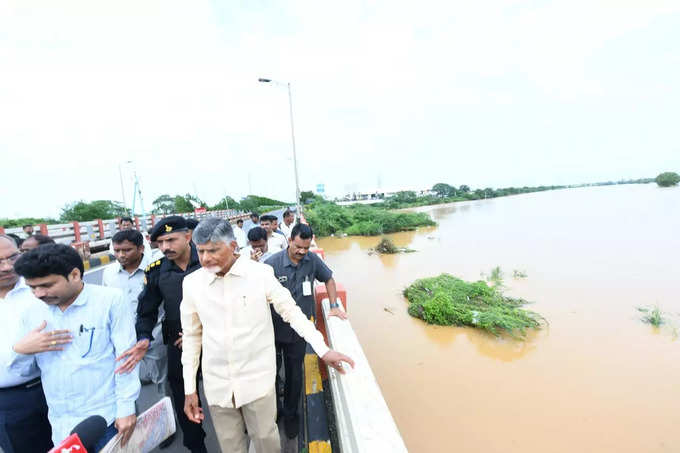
[70,415,108,451]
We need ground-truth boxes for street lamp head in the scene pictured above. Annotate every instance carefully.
[258,78,272,83]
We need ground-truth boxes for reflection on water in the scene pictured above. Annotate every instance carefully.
[319,184,680,453]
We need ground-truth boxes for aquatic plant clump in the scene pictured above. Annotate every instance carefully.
[638,305,664,327]
[375,237,399,254]
[371,237,416,254]
[403,274,543,337]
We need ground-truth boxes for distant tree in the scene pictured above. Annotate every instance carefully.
[173,194,205,213]
[211,196,240,211]
[458,185,470,193]
[60,200,127,221]
[655,172,680,187]
[299,191,315,204]
[239,195,288,213]
[152,194,175,214]
[432,183,455,198]
[390,191,418,204]
[0,217,57,228]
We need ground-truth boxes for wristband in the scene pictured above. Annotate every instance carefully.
[330,302,339,309]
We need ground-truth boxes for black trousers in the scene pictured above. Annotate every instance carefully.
[0,381,53,453]
[167,342,206,450]
[275,339,307,421]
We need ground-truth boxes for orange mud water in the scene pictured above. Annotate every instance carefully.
[318,184,680,452]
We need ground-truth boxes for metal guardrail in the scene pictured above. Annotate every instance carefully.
[1,210,247,246]
[321,298,408,452]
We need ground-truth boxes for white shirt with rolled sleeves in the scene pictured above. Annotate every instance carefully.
[180,255,329,409]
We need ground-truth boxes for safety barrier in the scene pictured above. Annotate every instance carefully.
[303,239,407,452]
[0,209,250,259]
[82,253,116,272]
[0,209,247,246]
[321,299,408,452]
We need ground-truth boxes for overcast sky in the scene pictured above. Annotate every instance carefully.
[2,1,679,218]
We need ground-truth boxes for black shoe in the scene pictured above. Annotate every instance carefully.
[190,444,208,453]
[284,416,299,439]
[158,433,175,449]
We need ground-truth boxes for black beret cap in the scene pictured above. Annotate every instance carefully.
[150,216,188,241]
[186,218,199,230]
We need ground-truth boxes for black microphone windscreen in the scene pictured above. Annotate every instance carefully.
[70,415,108,450]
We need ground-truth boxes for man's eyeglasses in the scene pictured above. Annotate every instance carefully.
[0,252,21,266]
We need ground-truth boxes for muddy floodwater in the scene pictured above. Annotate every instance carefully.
[318,184,680,452]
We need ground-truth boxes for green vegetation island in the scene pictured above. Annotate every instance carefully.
[403,273,543,338]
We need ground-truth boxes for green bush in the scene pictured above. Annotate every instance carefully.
[304,201,435,237]
[404,274,543,337]
[655,172,680,187]
[346,220,383,236]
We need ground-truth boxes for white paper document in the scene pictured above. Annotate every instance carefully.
[99,397,176,453]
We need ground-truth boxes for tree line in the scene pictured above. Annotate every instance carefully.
[2,193,289,226]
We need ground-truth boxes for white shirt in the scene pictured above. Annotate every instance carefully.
[102,254,166,384]
[180,256,329,409]
[267,232,287,252]
[9,284,140,444]
[102,254,152,305]
[0,278,42,387]
[280,221,294,239]
[233,226,248,248]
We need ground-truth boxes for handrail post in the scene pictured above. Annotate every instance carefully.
[97,219,105,239]
[72,221,81,242]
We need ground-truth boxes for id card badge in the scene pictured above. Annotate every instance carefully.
[302,278,312,296]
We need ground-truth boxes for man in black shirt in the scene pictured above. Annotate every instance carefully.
[115,216,207,453]
[264,223,347,438]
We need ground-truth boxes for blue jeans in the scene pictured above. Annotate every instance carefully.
[92,423,118,452]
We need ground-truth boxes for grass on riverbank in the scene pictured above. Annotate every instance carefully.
[403,274,543,338]
[305,201,435,237]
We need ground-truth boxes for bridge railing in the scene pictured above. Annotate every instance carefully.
[321,299,408,452]
[1,209,248,246]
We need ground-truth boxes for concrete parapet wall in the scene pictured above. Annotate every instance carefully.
[321,299,408,453]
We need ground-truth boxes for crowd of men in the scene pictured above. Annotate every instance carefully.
[0,209,352,453]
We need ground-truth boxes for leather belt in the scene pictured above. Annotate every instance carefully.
[0,377,41,392]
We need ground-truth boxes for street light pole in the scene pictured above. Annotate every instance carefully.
[286,82,302,217]
[118,161,130,214]
[258,78,303,217]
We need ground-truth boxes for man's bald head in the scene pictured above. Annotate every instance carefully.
[0,235,20,290]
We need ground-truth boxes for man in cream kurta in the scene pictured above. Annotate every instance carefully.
[180,218,353,453]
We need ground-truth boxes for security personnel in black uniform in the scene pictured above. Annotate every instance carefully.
[115,216,207,453]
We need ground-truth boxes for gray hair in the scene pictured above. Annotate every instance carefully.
[192,217,236,245]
